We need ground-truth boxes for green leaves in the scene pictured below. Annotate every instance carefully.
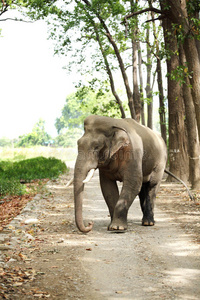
[167,64,193,86]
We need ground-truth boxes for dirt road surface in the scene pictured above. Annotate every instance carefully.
[0,165,200,299]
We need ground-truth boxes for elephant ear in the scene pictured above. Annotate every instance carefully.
[109,126,130,158]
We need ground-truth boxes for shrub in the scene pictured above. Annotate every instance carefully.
[0,156,68,196]
[0,178,26,196]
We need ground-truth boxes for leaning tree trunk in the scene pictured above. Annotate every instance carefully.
[162,17,189,181]
[82,0,136,119]
[94,24,126,119]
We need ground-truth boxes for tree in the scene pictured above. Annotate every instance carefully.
[23,0,148,119]
[145,11,153,129]
[162,15,188,181]
[17,119,51,147]
[0,137,12,147]
[162,0,200,142]
[124,0,199,184]
[179,45,200,189]
[159,0,200,185]
[55,87,125,134]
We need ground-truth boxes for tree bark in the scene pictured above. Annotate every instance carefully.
[156,57,167,144]
[146,11,153,129]
[183,37,200,142]
[138,41,145,125]
[179,45,200,189]
[132,36,141,122]
[162,16,188,181]
[130,0,141,122]
[164,0,200,142]
[151,15,167,142]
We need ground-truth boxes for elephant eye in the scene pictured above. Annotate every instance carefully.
[94,146,99,151]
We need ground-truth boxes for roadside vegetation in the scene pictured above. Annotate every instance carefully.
[0,153,69,230]
[0,157,68,196]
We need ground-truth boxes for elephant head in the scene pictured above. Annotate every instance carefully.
[74,115,130,233]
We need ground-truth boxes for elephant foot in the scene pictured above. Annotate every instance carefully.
[108,221,127,233]
[142,217,155,226]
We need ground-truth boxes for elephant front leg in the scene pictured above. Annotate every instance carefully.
[99,171,119,221]
[108,180,142,232]
[108,197,129,232]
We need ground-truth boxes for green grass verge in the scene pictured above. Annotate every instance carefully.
[0,156,68,196]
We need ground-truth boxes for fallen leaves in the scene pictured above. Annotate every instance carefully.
[0,266,51,299]
[0,195,33,230]
[0,179,48,231]
[0,266,36,298]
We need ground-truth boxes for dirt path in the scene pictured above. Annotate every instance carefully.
[0,166,200,299]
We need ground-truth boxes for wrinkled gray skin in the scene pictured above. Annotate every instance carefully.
[74,115,167,233]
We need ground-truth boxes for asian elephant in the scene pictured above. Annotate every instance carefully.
[74,115,167,233]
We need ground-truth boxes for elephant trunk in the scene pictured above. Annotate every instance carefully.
[74,159,94,233]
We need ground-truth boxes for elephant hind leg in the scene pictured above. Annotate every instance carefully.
[139,181,156,226]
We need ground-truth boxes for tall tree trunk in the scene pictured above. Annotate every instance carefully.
[138,41,145,125]
[179,45,200,189]
[132,37,141,121]
[164,0,200,142]
[151,12,167,143]
[146,11,153,129]
[183,37,200,142]
[156,58,167,144]
[162,16,188,181]
[130,0,141,122]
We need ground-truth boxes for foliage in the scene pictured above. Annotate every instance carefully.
[0,156,67,182]
[1,0,147,118]
[16,119,51,147]
[55,86,124,134]
[0,137,12,147]
[167,65,193,87]
[55,128,83,148]
[0,156,68,196]
[0,177,26,196]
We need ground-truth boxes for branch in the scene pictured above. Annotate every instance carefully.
[124,7,164,21]
[0,17,34,22]
[0,2,8,16]
[145,15,166,23]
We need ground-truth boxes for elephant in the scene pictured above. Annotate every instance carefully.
[74,115,167,233]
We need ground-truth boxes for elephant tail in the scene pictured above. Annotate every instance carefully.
[164,169,194,200]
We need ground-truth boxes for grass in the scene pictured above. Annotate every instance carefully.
[0,149,70,196]
[0,146,77,162]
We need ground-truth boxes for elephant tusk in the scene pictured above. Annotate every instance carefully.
[83,169,95,183]
[66,177,74,187]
